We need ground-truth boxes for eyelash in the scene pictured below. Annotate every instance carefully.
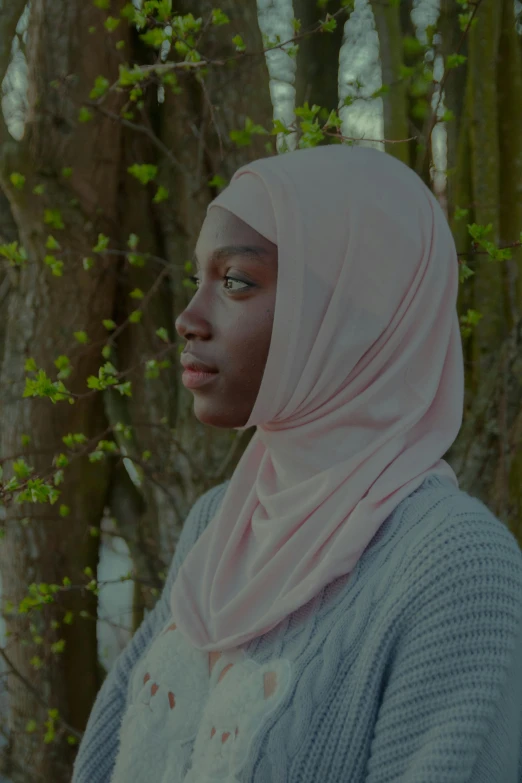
[188,275,252,293]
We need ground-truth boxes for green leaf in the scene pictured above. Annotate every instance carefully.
[89,75,110,100]
[83,257,94,270]
[207,174,228,189]
[44,209,65,230]
[371,84,390,99]
[140,28,167,48]
[212,8,230,25]
[411,99,429,121]
[114,381,132,396]
[458,262,475,283]
[324,109,342,129]
[93,233,109,252]
[44,256,64,276]
[153,185,169,203]
[78,107,93,123]
[129,310,142,323]
[454,206,469,221]
[128,253,145,267]
[73,331,89,344]
[93,0,109,8]
[127,163,158,184]
[130,288,144,299]
[61,167,73,178]
[232,34,246,52]
[103,319,116,330]
[156,327,169,342]
[23,370,71,404]
[0,241,27,267]
[13,459,33,479]
[54,453,69,468]
[120,3,136,20]
[468,222,493,241]
[398,65,415,80]
[46,235,60,251]
[10,172,25,190]
[229,116,268,147]
[446,53,467,69]
[104,16,120,32]
[320,15,337,33]
[174,40,189,56]
[54,355,72,380]
[118,64,147,87]
[403,35,424,57]
[156,0,173,21]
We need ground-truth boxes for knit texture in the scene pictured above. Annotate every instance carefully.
[72,475,522,782]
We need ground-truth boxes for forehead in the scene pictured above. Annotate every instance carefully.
[192,244,272,269]
[195,207,277,259]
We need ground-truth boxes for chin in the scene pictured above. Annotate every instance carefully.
[192,401,249,429]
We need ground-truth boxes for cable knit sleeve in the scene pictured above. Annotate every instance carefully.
[364,503,522,783]
[71,482,228,783]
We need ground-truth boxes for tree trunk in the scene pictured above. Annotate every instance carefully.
[0,0,272,777]
[466,0,506,393]
[444,0,522,549]
[370,0,410,166]
[0,0,129,778]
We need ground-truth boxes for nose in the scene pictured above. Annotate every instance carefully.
[175,306,212,342]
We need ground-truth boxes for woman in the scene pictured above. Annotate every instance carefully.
[73,144,522,783]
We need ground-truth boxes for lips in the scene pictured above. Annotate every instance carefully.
[180,352,218,374]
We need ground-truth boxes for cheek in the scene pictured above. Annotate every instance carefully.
[228,307,274,374]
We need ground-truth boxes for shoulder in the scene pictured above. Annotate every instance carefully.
[393,482,522,621]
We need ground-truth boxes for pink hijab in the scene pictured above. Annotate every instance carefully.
[170,144,464,652]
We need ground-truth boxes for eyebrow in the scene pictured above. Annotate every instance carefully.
[191,244,271,269]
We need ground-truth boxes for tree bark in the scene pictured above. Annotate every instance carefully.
[0,0,129,778]
[466,0,506,393]
[370,0,410,165]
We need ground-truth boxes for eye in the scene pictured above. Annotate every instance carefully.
[188,275,252,293]
[223,276,252,292]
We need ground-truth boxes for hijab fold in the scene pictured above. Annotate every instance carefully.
[170,145,464,652]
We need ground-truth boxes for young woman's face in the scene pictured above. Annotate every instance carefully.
[175,207,278,428]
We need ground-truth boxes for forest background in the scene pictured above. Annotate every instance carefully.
[0,0,521,779]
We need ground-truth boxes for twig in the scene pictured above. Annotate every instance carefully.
[92,104,193,182]
[416,0,485,176]
[0,646,83,740]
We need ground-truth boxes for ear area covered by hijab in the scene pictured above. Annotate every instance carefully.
[170,144,464,652]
